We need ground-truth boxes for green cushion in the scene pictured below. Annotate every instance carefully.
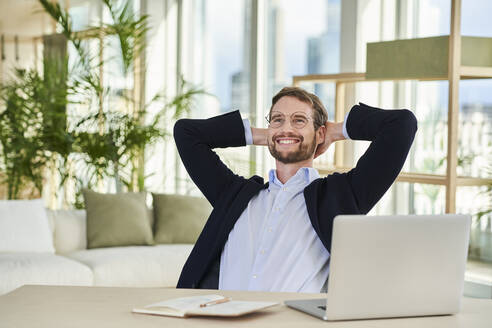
[152,193,212,244]
[83,189,154,249]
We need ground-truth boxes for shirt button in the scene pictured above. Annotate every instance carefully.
[283,187,288,191]
[268,228,273,232]
[252,275,257,279]
[260,250,265,254]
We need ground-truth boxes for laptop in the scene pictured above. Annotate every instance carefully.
[285,214,471,321]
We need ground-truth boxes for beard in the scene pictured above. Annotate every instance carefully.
[268,132,317,164]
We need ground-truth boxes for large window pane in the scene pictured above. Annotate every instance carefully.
[342,80,448,176]
[347,1,492,180]
[370,182,445,216]
[460,1,492,179]
[177,0,251,194]
[262,0,340,173]
[462,0,492,37]
[187,0,249,117]
[68,0,101,32]
[416,0,450,37]
[410,81,448,175]
[458,82,492,179]
[263,0,340,120]
[458,186,492,263]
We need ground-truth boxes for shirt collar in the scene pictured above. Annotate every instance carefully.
[268,167,320,191]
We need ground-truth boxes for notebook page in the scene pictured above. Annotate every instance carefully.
[144,294,225,312]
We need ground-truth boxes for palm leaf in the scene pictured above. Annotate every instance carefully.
[102,0,150,75]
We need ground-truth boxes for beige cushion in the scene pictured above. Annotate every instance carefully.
[83,190,153,249]
[152,193,211,244]
[47,209,87,254]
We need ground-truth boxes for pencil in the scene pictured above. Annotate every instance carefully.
[199,297,231,307]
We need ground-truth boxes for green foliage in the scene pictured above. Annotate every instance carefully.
[0,62,72,199]
[72,78,204,192]
[0,1,207,204]
[101,0,150,75]
[476,164,492,221]
[0,0,205,207]
[0,72,44,199]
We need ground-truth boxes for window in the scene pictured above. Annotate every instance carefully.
[15,0,489,222]
[175,0,251,194]
[177,0,490,222]
[292,0,491,221]
[261,0,341,172]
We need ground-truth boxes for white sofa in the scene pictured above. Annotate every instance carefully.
[0,209,193,295]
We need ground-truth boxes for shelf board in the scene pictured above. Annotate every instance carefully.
[293,67,492,85]
[461,65,492,79]
[397,172,447,185]
[293,72,445,84]
[293,73,366,85]
[457,176,492,187]
[316,166,492,187]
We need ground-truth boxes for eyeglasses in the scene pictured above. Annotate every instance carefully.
[265,111,313,129]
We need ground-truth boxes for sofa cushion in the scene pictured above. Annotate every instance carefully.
[48,209,87,254]
[83,189,154,249]
[152,193,212,244]
[67,244,193,287]
[0,253,93,295]
[0,199,55,253]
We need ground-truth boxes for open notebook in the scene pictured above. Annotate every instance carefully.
[132,294,278,318]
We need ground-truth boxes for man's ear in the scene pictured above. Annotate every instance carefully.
[316,124,326,145]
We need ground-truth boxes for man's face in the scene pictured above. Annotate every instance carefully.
[267,96,321,164]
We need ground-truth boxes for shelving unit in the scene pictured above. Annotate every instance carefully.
[293,0,492,213]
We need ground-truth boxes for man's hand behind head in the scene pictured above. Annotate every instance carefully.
[314,121,345,159]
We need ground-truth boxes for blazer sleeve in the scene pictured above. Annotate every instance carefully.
[173,110,247,207]
[344,103,418,213]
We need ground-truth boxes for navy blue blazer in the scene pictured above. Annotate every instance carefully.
[173,103,417,289]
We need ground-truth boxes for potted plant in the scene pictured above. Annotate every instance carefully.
[0,0,207,207]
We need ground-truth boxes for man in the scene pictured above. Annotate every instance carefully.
[174,86,417,292]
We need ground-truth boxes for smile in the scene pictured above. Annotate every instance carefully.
[276,138,300,145]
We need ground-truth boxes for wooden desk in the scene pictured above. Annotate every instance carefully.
[1,285,491,327]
